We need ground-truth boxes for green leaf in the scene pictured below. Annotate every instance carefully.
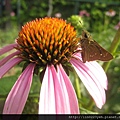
[0,76,17,97]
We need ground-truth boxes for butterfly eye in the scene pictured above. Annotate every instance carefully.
[84,33,88,38]
[83,31,90,39]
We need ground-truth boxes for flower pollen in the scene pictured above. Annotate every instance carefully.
[16,17,79,66]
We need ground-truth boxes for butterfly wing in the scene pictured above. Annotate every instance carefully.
[81,39,113,63]
[81,40,100,62]
[93,40,113,61]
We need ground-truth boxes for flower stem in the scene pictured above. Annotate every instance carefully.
[74,71,81,107]
[102,28,120,72]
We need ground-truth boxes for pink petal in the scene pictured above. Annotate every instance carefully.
[39,65,56,114]
[39,64,79,114]
[0,57,23,79]
[73,53,108,90]
[0,43,18,55]
[86,61,108,90]
[70,55,107,109]
[3,63,35,114]
[0,51,21,66]
[57,64,79,114]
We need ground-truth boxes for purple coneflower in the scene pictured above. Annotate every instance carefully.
[105,9,116,17]
[54,13,62,18]
[114,21,120,30]
[0,17,108,114]
[79,10,90,17]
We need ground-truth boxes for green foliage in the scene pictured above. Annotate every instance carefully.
[0,26,19,47]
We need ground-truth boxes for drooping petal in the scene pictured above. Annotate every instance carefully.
[85,61,108,90]
[73,53,108,89]
[0,43,18,55]
[39,64,79,114]
[39,65,56,114]
[53,65,71,114]
[57,64,79,114]
[70,54,107,109]
[0,57,23,79]
[3,63,35,114]
[0,51,21,66]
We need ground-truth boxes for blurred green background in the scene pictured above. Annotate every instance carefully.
[0,0,120,114]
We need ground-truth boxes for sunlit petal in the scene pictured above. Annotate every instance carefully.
[57,64,79,113]
[73,53,108,89]
[39,64,79,114]
[39,65,56,114]
[70,56,106,109]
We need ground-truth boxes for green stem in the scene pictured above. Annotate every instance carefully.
[102,28,120,72]
[74,72,81,107]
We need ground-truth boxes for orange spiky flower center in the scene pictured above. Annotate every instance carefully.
[16,17,79,66]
